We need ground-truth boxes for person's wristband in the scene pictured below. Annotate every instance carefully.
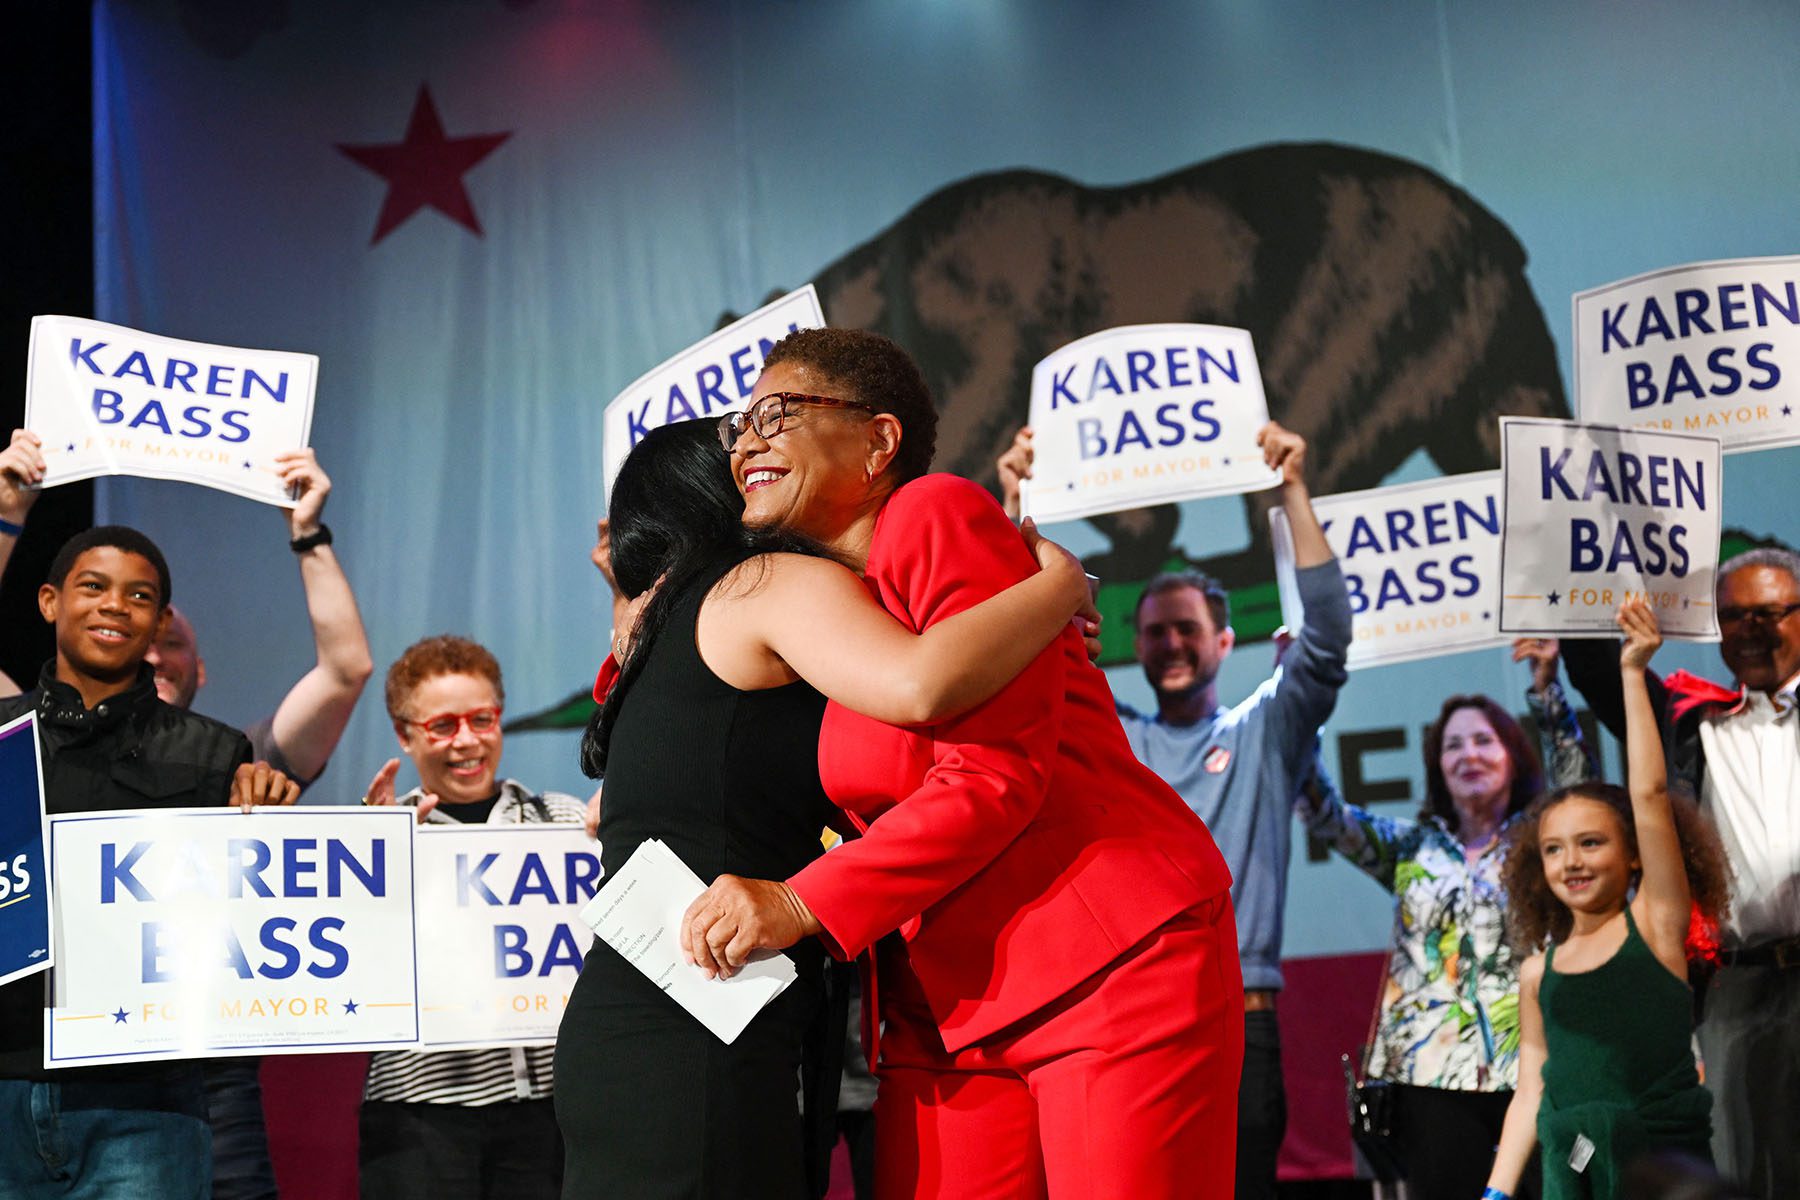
[289,523,333,554]
[0,516,24,537]
[1483,1188,1513,1200]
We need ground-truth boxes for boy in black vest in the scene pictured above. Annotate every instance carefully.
[0,526,292,1200]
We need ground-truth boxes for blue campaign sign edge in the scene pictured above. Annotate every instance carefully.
[0,711,52,988]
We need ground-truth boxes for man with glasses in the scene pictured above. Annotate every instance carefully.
[1563,547,1800,1197]
[359,635,586,1200]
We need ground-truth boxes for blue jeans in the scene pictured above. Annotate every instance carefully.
[203,1058,277,1200]
[0,1071,212,1199]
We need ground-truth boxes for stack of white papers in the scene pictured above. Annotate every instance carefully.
[578,839,796,1044]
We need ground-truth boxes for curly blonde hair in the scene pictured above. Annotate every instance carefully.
[1502,782,1732,957]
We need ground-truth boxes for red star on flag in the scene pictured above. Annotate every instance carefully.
[338,86,510,244]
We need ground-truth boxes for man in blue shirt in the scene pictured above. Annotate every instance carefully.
[1000,421,1351,1199]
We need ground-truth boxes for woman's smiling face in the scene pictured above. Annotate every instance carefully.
[1438,705,1515,817]
[729,361,879,540]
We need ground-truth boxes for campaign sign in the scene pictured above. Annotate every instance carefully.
[0,713,51,987]
[1574,255,1800,454]
[44,808,419,1067]
[603,285,825,501]
[1021,324,1280,524]
[414,824,600,1050]
[24,316,318,506]
[1272,472,1506,670]
[1498,418,1722,640]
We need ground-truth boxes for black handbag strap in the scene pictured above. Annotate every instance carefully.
[1355,951,1392,1082]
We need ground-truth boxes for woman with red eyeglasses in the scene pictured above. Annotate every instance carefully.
[359,635,589,1200]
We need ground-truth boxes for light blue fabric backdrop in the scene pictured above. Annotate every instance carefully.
[90,0,1800,958]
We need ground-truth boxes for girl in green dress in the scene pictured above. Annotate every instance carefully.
[1483,598,1733,1200]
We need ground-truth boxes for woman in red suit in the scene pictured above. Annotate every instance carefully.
[682,328,1273,1199]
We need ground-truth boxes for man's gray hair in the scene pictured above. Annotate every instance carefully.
[1718,546,1800,590]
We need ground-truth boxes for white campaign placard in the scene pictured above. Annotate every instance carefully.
[603,285,825,501]
[414,824,600,1050]
[1574,255,1800,453]
[579,839,794,1045]
[45,808,419,1067]
[1022,323,1280,524]
[25,316,317,505]
[1272,472,1507,670]
[1498,418,1722,640]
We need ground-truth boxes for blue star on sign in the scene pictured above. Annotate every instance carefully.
[243,461,253,470]
[1547,591,1561,606]
[1784,405,1794,417]
[112,1007,129,1024]
[343,999,359,1015]
[65,442,75,452]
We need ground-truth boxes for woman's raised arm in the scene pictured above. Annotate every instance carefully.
[710,522,1091,727]
[1617,598,1691,974]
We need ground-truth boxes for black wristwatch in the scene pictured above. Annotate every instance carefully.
[290,523,333,554]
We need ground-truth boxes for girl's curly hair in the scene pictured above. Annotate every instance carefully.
[1501,782,1733,957]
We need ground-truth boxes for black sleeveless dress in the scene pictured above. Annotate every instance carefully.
[555,558,835,1199]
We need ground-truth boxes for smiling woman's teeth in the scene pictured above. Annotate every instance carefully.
[746,470,783,488]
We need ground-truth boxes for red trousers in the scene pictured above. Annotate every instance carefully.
[873,895,1245,1200]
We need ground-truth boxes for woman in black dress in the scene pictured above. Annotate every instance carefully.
[555,420,1090,1199]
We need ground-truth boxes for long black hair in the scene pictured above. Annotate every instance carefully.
[580,418,834,777]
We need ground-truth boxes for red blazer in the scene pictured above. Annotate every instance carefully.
[787,474,1233,1052]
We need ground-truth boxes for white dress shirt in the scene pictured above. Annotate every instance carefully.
[1699,672,1800,945]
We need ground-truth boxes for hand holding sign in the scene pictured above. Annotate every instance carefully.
[274,448,331,540]
[1511,637,1562,693]
[230,761,301,811]
[1617,596,1664,669]
[997,426,1034,521]
[0,430,46,526]
[1257,420,1307,484]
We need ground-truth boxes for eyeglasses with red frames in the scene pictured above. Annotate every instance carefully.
[1718,601,1800,628]
[717,392,876,451]
[401,706,503,742]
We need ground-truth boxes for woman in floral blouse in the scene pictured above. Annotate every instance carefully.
[1301,640,1591,1200]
